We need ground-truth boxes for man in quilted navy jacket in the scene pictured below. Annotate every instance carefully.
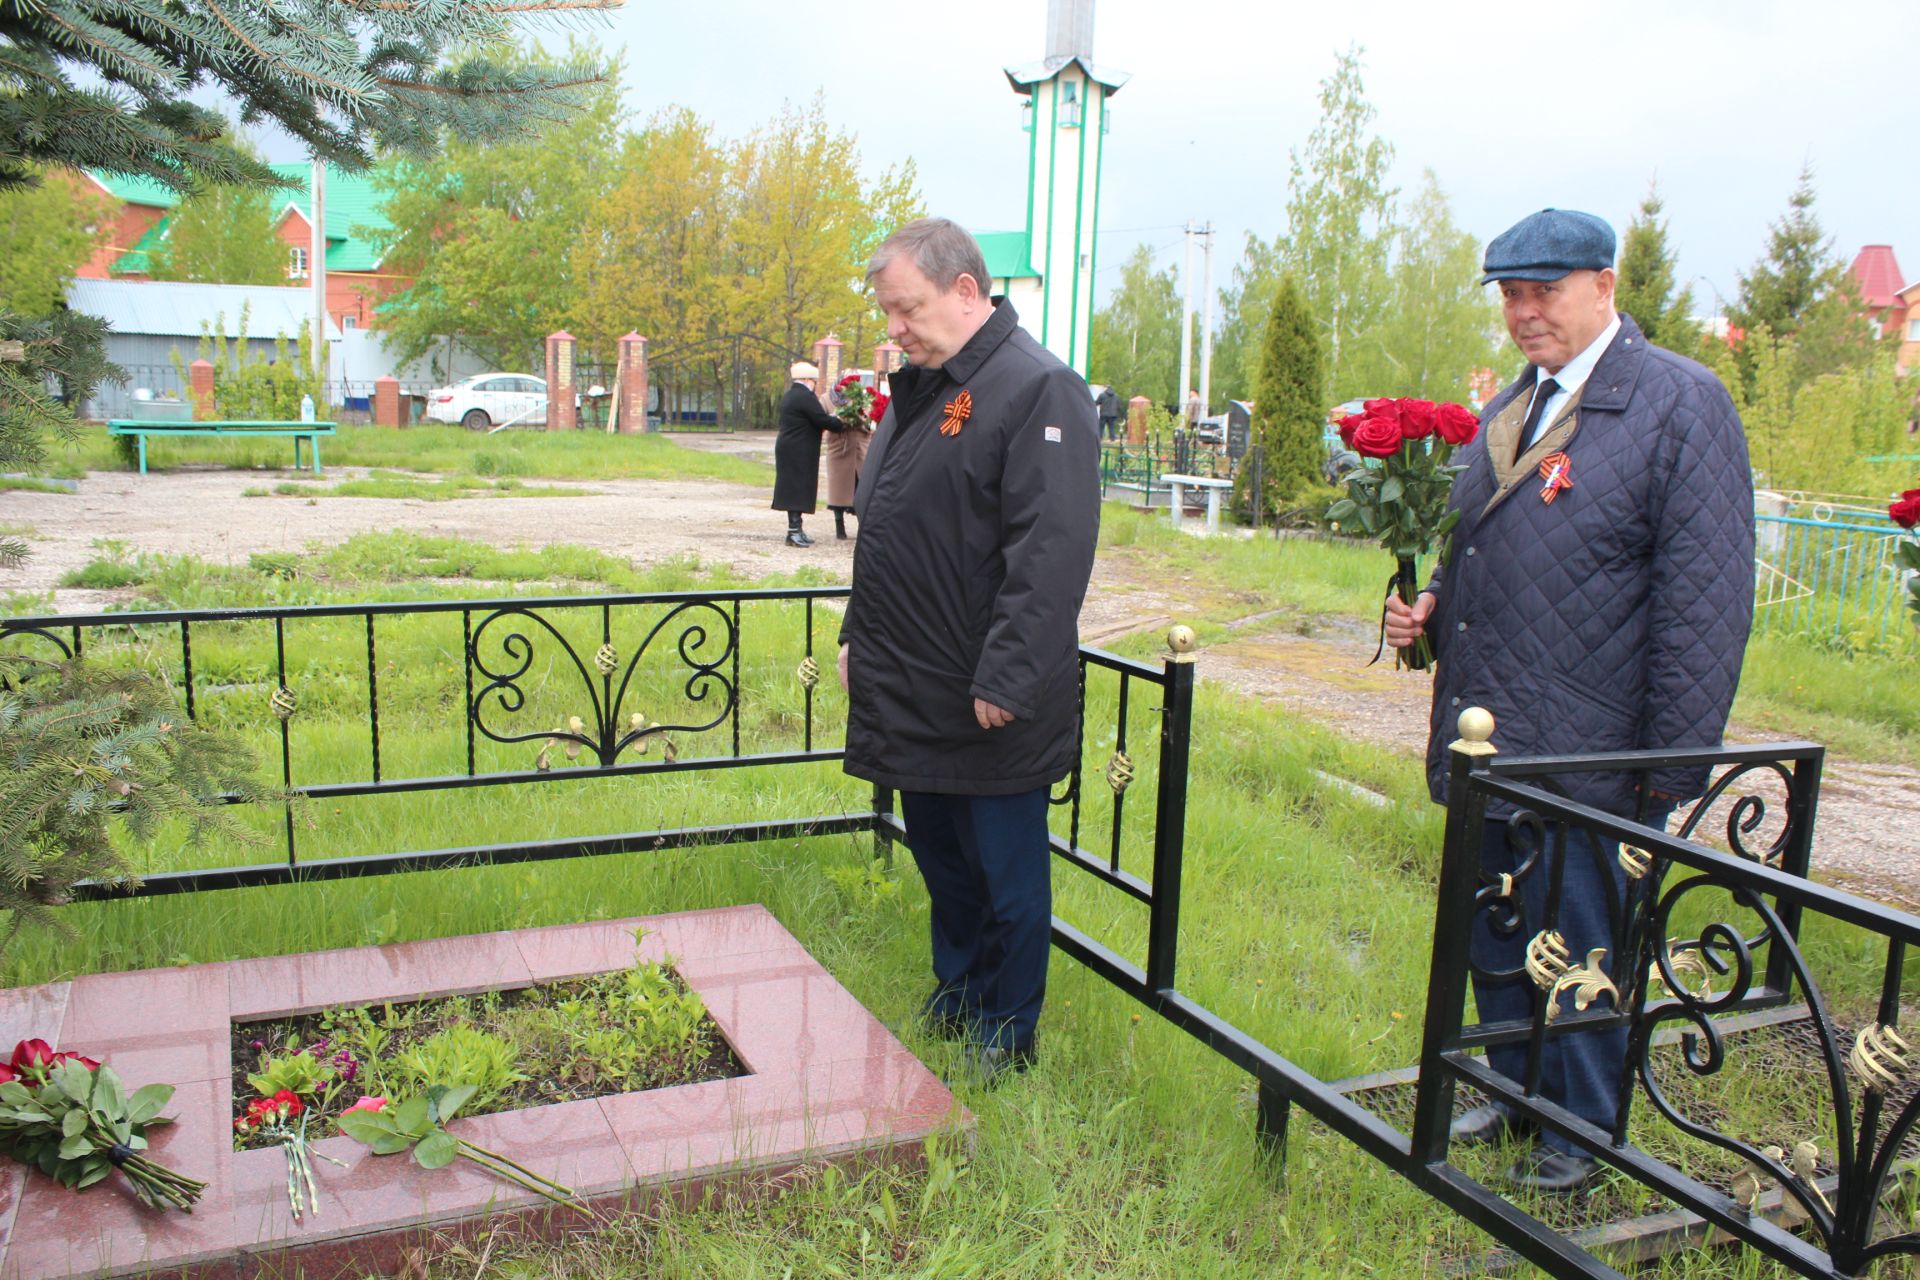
[1387,209,1755,1192]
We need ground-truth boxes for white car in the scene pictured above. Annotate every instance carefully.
[425,373,552,431]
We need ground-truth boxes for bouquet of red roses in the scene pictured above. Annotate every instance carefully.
[832,374,876,433]
[1892,485,1920,626]
[0,1038,204,1210]
[1326,397,1481,670]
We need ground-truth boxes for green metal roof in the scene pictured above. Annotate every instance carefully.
[87,172,183,209]
[977,231,1038,281]
[266,163,391,271]
[108,218,169,276]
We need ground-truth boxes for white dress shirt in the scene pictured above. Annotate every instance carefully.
[1521,312,1621,448]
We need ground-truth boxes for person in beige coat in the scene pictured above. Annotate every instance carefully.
[824,378,882,539]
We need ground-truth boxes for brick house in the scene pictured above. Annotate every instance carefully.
[82,165,409,332]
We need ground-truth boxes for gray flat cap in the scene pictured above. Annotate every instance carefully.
[1481,209,1616,285]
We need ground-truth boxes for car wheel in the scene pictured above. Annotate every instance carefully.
[462,409,491,431]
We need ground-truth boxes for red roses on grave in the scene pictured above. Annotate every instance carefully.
[0,1038,100,1084]
[234,1089,304,1132]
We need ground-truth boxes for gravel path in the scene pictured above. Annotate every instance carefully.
[3,440,1914,907]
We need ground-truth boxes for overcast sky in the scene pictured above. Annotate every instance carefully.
[550,0,1914,318]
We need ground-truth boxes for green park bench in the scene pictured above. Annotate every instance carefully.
[107,419,336,476]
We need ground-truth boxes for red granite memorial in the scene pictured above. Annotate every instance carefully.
[0,905,966,1279]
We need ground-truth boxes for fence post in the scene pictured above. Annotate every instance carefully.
[544,331,578,431]
[616,332,649,434]
[1126,395,1150,446]
[189,359,216,420]
[373,375,401,429]
[1145,625,1197,993]
[1408,707,1498,1166]
[813,334,843,395]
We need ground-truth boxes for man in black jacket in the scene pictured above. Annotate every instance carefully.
[837,218,1100,1084]
[1387,209,1754,1192]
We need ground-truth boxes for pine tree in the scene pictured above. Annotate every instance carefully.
[1728,165,1874,387]
[1615,182,1699,351]
[1242,274,1325,512]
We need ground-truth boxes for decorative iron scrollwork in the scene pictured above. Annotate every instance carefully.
[1544,949,1618,1022]
[797,656,820,689]
[469,602,735,767]
[269,686,298,721]
[1619,844,1653,879]
[1105,749,1135,794]
[1524,929,1570,991]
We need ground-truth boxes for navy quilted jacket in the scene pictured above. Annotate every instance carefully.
[1423,314,1755,816]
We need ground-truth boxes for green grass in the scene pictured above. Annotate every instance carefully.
[0,475,77,494]
[264,471,592,501]
[3,537,1912,1278]
[1099,506,1920,768]
[52,423,772,485]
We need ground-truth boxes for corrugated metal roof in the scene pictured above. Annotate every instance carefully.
[1851,245,1905,309]
[66,278,342,341]
[87,171,183,209]
[266,163,391,271]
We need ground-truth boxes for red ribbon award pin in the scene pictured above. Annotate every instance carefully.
[939,390,972,437]
[1537,451,1573,504]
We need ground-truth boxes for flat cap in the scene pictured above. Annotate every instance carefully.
[1481,209,1615,285]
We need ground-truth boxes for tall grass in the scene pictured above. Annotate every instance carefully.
[3,538,1912,1276]
[50,423,773,485]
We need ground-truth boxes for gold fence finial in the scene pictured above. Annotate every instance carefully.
[1451,707,1496,757]
[1166,624,1197,663]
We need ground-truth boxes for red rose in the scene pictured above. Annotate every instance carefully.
[836,373,860,390]
[50,1052,100,1072]
[9,1039,53,1075]
[1397,399,1438,440]
[1334,413,1366,447]
[1435,402,1480,446]
[1350,415,1403,459]
[1890,488,1920,530]
[0,1064,14,1084]
[869,393,889,424]
[1363,398,1401,427]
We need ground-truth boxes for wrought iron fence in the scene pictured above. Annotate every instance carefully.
[7,591,1908,1276]
[1754,513,1915,650]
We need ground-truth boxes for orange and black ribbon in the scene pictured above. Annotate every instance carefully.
[1538,451,1573,504]
[939,391,972,437]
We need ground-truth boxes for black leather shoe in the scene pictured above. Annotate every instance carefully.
[944,1043,1035,1089]
[1450,1105,1538,1148]
[784,528,812,547]
[1505,1149,1600,1194]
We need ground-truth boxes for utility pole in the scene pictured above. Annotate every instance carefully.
[1177,220,1195,411]
[309,160,328,391]
[1198,222,1215,417]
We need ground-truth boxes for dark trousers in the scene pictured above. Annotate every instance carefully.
[1470,820,1633,1156]
[899,787,1052,1051]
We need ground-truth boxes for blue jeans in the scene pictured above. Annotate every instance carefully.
[899,788,1052,1051]
[1470,819,1635,1156]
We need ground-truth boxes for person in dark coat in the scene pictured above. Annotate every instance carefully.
[837,218,1100,1084]
[1387,209,1754,1193]
[772,361,842,546]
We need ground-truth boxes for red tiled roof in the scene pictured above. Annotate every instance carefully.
[1851,245,1904,308]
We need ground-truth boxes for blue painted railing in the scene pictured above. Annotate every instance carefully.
[1753,513,1915,649]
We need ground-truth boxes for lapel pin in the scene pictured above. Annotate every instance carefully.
[939,390,973,437]
[1538,451,1574,505]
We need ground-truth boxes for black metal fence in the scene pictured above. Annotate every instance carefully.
[4,595,1911,1276]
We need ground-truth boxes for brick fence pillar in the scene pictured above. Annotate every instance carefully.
[616,332,648,434]
[189,359,216,421]
[1126,395,1151,445]
[873,342,904,376]
[373,375,402,428]
[812,334,843,396]
[544,330,577,431]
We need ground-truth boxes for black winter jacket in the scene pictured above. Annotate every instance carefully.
[1424,315,1754,817]
[841,300,1100,794]
[772,381,842,512]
